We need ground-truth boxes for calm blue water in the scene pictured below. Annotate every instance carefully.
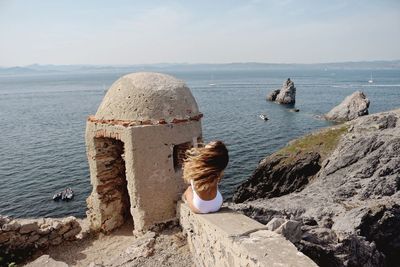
[0,69,399,218]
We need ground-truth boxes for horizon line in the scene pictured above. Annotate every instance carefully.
[1,59,400,68]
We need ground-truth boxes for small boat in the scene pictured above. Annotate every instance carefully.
[259,114,268,121]
[53,187,74,201]
[368,74,374,84]
[289,108,300,112]
[209,74,216,86]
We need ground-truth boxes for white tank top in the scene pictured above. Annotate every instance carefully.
[191,180,223,214]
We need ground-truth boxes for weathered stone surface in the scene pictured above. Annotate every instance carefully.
[49,230,60,240]
[266,89,280,101]
[265,217,286,231]
[0,215,11,227]
[0,231,12,243]
[232,109,400,266]
[124,231,156,258]
[2,220,21,231]
[62,216,77,225]
[51,220,63,230]
[95,72,200,122]
[325,91,370,121]
[19,220,39,234]
[276,78,296,104]
[9,233,27,247]
[36,236,49,247]
[267,219,302,243]
[178,202,317,267]
[25,255,68,267]
[50,236,63,245]
[37,225,52,235]
[63,226,81,239]
[27,233,40,243]
[57,224,71,235]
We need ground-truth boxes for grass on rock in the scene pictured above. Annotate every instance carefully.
[276,125,348,162]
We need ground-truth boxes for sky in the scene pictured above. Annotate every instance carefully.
[0,0,399,66]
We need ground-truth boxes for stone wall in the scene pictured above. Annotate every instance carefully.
[86,136,132,233]
[0,215,82,253]
[178,202,317,267]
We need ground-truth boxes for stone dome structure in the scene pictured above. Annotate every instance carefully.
[95,72,200,122]
[86,72,203,232]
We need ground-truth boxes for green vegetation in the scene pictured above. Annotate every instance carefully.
[276,125,348,161]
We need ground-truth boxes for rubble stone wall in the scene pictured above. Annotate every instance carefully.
[0,215,82,252]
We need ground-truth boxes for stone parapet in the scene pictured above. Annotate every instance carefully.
[178,202,317,267]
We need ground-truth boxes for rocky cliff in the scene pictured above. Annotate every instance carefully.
[231,109,400,267]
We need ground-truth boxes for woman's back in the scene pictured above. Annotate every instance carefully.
[191,180,223,214]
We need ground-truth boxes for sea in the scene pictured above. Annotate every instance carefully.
[0,68,399,218]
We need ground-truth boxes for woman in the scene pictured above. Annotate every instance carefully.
[182,141,229,213]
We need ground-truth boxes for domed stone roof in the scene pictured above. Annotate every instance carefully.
[95,72,200,122]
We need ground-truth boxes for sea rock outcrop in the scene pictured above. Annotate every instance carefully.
[325,91,370,122]
[232,109,400,267]
[267,78,296,104]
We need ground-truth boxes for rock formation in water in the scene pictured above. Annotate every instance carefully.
[267,78,296,104]
[232,109,400,267]
[325,91,370,122]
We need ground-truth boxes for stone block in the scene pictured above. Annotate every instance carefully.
[2,220,21,231]
[275,220,302,244]
[27,233,40,243]
[265,217,286,231]
[50,236,63,245]
[20,220,39,234]
[0,231,12,244]
[37,225,51,235]
[63,227,81,239]
[51,220,63,230]
[49,230,60,240]
[57,224,71,235]
[36,236,49,247]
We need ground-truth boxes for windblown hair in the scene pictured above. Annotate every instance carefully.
[183,141,229,193]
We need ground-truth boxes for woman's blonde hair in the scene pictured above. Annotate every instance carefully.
[183,141,229,193]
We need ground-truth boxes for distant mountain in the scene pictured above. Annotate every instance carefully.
[0,66,39,74]
[1,60,399,76]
